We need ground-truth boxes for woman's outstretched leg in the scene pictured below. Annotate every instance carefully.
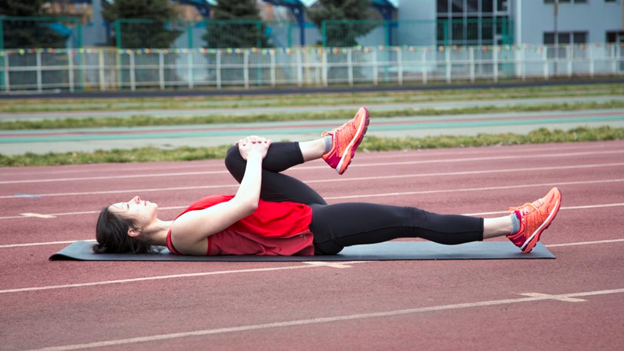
[310,187,562,255]
[309,202,484,255]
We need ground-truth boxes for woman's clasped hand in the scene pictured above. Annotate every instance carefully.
[237,135,271,160]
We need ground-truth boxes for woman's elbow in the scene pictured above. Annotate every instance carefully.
[236,198,258,215]
[245,200,258,214]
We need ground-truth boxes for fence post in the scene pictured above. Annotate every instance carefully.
[116,49,122,90]
[493,46,498,82]
[397,48,403,86]
[0,19,4,51]
[77,21,83,49]
[347,48,353,86]
[422,49,427,84]
[99,49,106,91]
[0,21,3,91]
[589,46,594,78]
[115,20,121,49]
[216,49,221,89]
[372,49,378,86]
[521,45,526,81]
[187,50,194,89]
[159,50,165,90]
[36,49,43,92]
[243,50,249,89]
[612,44,617,74]
[68,49,74,92]
[187,23,194,49]
[567,45,572,77]
[4,51,9,92]
[445,47,451,83]
[469,46,475,83]
[543,46,549,80]
[296,49,302,87]
[270,49,276,87]
[618,44,622,75]
[0,51,4,92]
[322,48,328,87]
[79,49,85,91]
[129,50,136,91]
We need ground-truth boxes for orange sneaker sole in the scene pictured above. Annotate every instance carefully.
[336,107,370,175]
[521,190,562,253]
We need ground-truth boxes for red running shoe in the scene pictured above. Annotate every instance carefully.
[322,107,370,175]
[507,187,562,253]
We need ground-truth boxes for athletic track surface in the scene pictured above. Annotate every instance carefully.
[1,140,623,350]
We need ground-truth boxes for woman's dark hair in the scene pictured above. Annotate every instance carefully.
[93,206,157,254]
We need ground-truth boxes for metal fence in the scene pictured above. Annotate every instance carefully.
[0,16,83,50]
[0,17,513,50]
[113,18,513,49]
[0,44,621,93]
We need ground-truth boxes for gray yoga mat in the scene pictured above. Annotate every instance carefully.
[49,241,555,261]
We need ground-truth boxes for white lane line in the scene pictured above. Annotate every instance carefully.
[25,288,624,351]
[2,149,622,185]
[303,261,354,269]
[0,238,621,295]
[0,206,186,220]
[1,180,622,221]
[324,178,624,200]
[464,202,624,216]
[0,170,229,185]
[0,265,322,295]
[0,240,95,249]
[19,213,57,219]
[0,162,225,178]
[3,162,623,199]
[1,142,617,178]
[520,292,586,302]
[546,239,624,248]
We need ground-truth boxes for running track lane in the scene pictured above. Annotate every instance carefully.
[1,109,624,143]
[0,141,623,350]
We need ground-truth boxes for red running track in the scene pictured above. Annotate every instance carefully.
[1,141,623,351]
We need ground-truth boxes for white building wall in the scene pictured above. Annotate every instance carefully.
[517,0,622,45]
[396,0,436,46]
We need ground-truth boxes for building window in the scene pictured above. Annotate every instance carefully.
[544,31,588,45]
[497,0,508,11]
[437,0,448,13]
[544,0,587,3]
[436,0,512,46]
[606,31,624,43]
[482,0,494,12]
[467,0,480,13]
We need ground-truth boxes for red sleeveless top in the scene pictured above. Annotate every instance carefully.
[166,195,315,256]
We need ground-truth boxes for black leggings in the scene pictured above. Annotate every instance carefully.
[225,142,484,255]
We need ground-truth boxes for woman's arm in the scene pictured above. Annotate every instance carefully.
[170,137,271,254]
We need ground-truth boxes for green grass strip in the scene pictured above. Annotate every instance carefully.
[3,100,624,131]
[2,126,622,167]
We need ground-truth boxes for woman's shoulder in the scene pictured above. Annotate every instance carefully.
[187,194,235,210]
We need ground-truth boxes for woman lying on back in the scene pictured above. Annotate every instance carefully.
[94,108,561,256]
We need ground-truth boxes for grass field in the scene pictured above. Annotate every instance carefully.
[1,83,623,166]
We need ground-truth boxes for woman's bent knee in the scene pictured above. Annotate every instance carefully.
[225,145,245,181]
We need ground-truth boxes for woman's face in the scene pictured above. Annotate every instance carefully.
[109,196,158,228]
